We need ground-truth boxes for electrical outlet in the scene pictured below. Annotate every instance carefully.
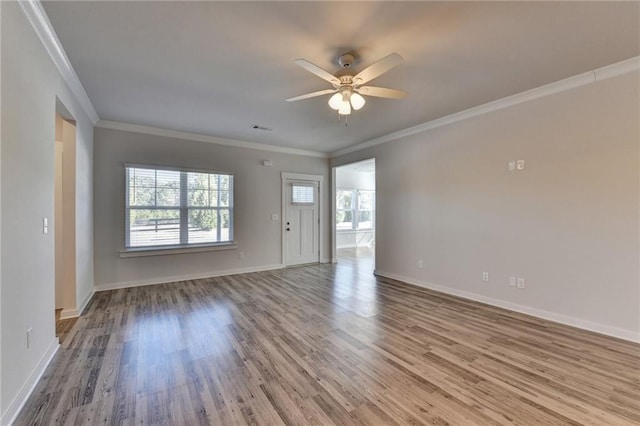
[509,276,517,287]
[271,213,279,221]
[517,277,526,289]
[482,272,489,282]
[508,161,516,172]
[417,260,424,269]
[27,328,33,349]
[238,251,245,259]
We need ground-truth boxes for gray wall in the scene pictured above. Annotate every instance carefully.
[93,127,330,289]
[1,1,94,418]
[332,71,640,341]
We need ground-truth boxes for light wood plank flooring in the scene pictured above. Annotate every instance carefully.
[17,256,640,425]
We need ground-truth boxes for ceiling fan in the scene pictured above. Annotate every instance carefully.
[286,52,407,117]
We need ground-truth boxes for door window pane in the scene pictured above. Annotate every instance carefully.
[292,185,314,204]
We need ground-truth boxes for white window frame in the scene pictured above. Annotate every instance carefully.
[336,188,375,231]
[123,163,235,255]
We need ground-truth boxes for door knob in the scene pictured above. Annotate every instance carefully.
[286,227,290,231]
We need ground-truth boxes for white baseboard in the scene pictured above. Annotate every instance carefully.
[95,264,285,292]
[336,244,358,249]
[77,288,95,315]
[59,308,78,320]
[2,338,60,425]
[375,270,640,344]
[59,288,95,319]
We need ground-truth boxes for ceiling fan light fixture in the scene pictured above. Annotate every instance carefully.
[288,52,404,119]
[350,92,366,110]
[338,99,351,115]
[328,92,342,110]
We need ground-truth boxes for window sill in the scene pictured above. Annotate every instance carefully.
[120,242,237,258]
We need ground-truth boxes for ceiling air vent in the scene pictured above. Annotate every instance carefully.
[251,124,273,131]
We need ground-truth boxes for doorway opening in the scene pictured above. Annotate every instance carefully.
[333,159,375,272]
[54,105,77,339]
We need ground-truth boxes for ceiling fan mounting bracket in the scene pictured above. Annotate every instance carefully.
[338,53,355,69]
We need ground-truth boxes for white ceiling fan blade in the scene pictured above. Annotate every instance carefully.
[286,88,337,102]
[356,86,407,99]
[294,59,340,85]
[353,53,403,85]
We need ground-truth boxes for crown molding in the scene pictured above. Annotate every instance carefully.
[96,120,330,158]
[331,56,640,158]
[18,0,99,124]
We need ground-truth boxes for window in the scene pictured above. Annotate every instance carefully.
[291,184,315,205]
[336,189,375,230]
[125,165,233,249]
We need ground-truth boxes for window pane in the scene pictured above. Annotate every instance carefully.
[219,175,230,190]
[217,190,231,207]
[220,209,231,241]
[188,209,218,244]
[156,188,179,206]
[130,168,155,188]
[128,168,155,206]
[130,186,155,206]
[188,172,211,190]
[292,185,314,204]
[129,209,180,247]
[188,189,209,207]
[156,170,180,189]
[357,210,373,230]
[128,168,180,207]
[358,191,374,211]
[336,210,353,230]
[337,190,352,210]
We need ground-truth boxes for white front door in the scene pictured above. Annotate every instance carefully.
[284,179,319,266]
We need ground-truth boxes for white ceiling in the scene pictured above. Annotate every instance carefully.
[42,1,640,154]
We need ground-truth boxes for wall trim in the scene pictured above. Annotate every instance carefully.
[59,309,77,321]
[331,56,640,158]
[59,288,95,320]
[1,338,59,425]
[96,120,329,158]
[18,0,99,124]
[95,264,285,292]
[375,270,640,344]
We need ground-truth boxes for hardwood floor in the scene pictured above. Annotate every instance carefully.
[56,308,79,345]
[17,255,640,425]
